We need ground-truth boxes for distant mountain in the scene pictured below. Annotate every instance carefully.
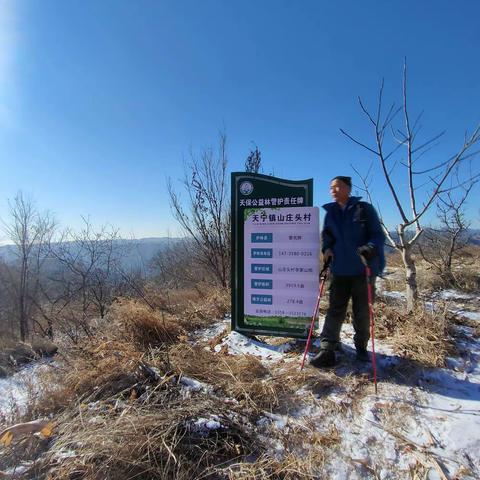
[384,228,480,247]
[0,237,182,271]
[469,229,480,246]
[116,237,182,270]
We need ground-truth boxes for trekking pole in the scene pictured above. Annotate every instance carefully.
[359,254,378,394]
[300,258,331,370]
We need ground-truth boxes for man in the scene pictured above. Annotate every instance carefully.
[311,176,385,368]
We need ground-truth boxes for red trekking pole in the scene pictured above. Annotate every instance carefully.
[300,259,331,370]
[359,254,378,394]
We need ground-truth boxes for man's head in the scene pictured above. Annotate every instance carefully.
[330,176,351,206]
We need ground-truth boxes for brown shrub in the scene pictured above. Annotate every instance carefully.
[169,344,340,415]
[112,299,185,347]
[375,301,456,367]
[44,395,258,480]
[114,286,230,338]
[170,344,277,411]
[174,285,230,329]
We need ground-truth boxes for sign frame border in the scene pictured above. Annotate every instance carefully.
[231,172,314,338]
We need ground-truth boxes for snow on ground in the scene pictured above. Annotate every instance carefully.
[212,292,480,479]
[0,360,54,423]
[455,311,480,322]
[433,290,477,301]
[214,330,290,360]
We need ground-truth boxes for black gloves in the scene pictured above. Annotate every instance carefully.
[357,244,376,261]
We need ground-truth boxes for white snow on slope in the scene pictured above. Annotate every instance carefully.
[214,296,480,479]
[0,361,52,421]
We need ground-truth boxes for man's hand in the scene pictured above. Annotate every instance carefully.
[357,244,376,261]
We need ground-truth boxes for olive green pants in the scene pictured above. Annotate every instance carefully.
[320,275,375,351]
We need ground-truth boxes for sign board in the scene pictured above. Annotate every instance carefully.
[231,173,317,338]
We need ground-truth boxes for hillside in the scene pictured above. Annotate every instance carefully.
[0,270,479,479]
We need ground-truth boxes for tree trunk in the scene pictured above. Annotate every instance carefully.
[19,255,28,342]
[401,245,418,311]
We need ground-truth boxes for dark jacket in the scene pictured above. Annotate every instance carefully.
[322,196,385,276]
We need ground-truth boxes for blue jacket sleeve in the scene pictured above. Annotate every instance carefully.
[364,203,385,252]
[321,212,335,253]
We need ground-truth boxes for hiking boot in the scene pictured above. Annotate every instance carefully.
[356,348,370,363]
[310,349,336,368]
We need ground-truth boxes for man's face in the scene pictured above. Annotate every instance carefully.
[330,179,351,205]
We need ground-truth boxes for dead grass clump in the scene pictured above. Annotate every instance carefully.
[376,303,455,367]
[170,344,282,412]
[448,269,480,292]
[44,396,258,480]
[385,250,403,268]
[416,246,480,293]
[140,284,230,329]
[57,337,144,403]
[212,449,326,479]
[375,301,405,339]
[179,286,231,330]
[270,362,338,404]
[170,345,341,415]
[18,366,74,422]
[112,299,185,347]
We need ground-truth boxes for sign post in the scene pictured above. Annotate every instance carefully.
[231,173,319,338]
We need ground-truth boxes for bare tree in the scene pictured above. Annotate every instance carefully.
[0,259,17,339]
[150,238,214,289]
[245,146,262,173]
[342,61,480,310]
[168,132,230,287]
[46,219,128,341]
[418,178,477,286]
[1,192,56,341]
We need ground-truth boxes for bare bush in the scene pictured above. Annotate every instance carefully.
[150,239,215,289]
[168,132,230,287]
[112,299,185,348]
[418,180,477,289]
[44,219,132,342]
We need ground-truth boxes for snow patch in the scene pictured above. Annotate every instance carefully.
[215,331,286,361]
[433,289,477,301]
[179,376,213,396]
[190,415,223,435]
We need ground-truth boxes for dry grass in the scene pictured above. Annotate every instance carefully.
[44,394,258,480]
[174,285,230,328]
[169,343,344,416]
[63,338,144,400]
[413,246,480,293]
[113,285,230,341]
[141,283,230,329]
[19,340,344,480]
[375,301,455,367]
[212,450,328,479]
[383,246,480,294]
[111,299,185,348]
[170,344,280,412]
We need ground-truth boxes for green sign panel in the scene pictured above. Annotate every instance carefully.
[231,172,317,338]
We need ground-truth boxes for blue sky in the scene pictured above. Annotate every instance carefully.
[1,0,479,240]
